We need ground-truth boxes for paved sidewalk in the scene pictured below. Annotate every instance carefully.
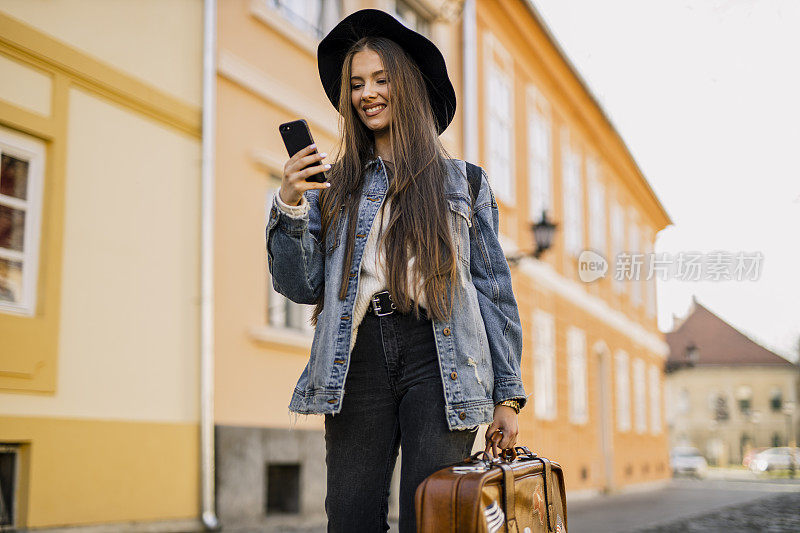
[194,477,800,532]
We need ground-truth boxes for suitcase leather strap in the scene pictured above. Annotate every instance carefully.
[497,458,556,533]
[498,462,518,533]
[485,431,556,532]
[534,456,556,532]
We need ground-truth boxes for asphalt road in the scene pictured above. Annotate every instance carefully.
[637,491,800,532]
[568,478,800,533]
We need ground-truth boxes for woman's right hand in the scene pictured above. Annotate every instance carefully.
[280,143,331,206]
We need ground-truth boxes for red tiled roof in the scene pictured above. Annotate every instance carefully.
[666,300,795,367]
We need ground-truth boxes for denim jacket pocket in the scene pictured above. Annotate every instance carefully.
[447,197,472,266]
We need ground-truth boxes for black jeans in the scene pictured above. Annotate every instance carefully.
[324,304,478,532]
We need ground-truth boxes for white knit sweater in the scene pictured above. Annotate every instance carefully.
[274,190,427,355]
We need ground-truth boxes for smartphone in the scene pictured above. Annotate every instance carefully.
[278,119,328,183]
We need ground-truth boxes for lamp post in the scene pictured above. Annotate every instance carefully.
[745,409,761,465]
[783,401,796,478]
[506,210,558,265]
[783,401,796,447]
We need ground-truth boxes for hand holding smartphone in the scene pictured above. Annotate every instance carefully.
[278,119,331,205]
[279,119,329,183]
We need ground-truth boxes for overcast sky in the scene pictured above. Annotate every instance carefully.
[530,0,800,362]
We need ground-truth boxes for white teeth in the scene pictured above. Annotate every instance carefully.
[365,105,385,112]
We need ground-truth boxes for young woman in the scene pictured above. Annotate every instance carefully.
[266,9,528,532]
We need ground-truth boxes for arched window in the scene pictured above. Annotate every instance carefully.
[770,388,783,412]
[712,394,729,422]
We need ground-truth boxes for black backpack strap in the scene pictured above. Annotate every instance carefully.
[465,161,481,209]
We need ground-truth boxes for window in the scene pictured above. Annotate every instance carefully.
[527,86,552,223]
[0,126,45,316]
[266,0,342,40]
[770,388,783,412]
[628,213,642,307]
[610,197,624,293]
[533,310,556,420]
[267,283,314,333]
[484,33,514,204]
[266,463,301,514]
[615,350,631,432]
[736,385,752,415]
[633,358,646,433]
[587,158,605,254]
[645,229,656,317]
[738,398,752,415]
[567,327,588,424]
[560,127,583,256]
[664,381,675,424]
[649,364,661,433]
[710,393,730,422]
[0,444,19,528]
[266,187,314,334]
[678,387,690,415]
[392,0,431,36]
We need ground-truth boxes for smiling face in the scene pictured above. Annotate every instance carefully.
[350,48,391,133]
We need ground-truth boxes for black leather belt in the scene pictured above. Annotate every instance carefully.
[368,290,396,317]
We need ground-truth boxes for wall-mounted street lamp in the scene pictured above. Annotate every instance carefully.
[666,341,700,373]
[685,342,700,364]
[506,210,558,266]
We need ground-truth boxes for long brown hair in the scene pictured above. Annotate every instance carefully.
[310,36,462,326]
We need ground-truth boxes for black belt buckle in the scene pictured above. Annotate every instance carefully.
[370,290,396,317]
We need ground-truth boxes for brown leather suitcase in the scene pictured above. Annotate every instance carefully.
[415,440,568,533]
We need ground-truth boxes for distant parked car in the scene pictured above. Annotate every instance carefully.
[742,447,768,469]
[749,447,800,473]
[670,447,708,478]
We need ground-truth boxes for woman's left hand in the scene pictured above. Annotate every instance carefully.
[485,404,518,454]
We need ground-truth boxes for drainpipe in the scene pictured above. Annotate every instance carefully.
[462,0,478,163]
[201,0,220,530]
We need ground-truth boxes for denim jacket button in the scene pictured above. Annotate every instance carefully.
[327,398,337,404]
[443,327,451,336]
[450,371,457,380]
[459,412,467,420]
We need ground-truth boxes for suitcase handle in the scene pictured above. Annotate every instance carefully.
[484,429,515,461]
[484,430,532,463]
[464,449,516,466]
[513,446,537,459]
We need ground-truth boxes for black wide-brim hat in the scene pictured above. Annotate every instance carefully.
[317,9,456,135]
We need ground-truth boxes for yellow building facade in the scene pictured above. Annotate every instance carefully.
[0,2,203,530]
[216,0,672,528]
[473,0,673,494]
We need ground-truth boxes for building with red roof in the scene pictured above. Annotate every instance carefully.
[665,297,799,465]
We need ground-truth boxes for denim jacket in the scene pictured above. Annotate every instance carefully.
[266,157,527,430]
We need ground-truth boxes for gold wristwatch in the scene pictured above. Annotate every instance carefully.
[496,399,521,414]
